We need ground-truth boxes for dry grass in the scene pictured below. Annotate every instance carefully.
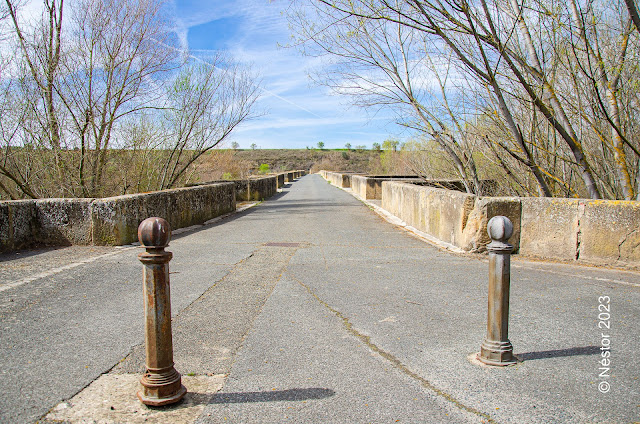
[194,149,253,181]
[192,149,380,181]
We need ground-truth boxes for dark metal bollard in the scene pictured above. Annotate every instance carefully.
[137,217,187,406]
[478,216,518,366]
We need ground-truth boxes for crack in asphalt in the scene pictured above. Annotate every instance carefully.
[291,275,497,424]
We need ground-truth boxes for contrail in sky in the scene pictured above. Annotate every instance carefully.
[152,38,324,120]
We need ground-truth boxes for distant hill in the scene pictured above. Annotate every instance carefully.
[235,149,380,173]
[194,149,382,182]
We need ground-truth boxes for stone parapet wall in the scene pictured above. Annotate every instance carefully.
[234,176,278,201]
[520,198,640,267]
[324,171,343,187]
[38,198,97,246]
[324,171,364,188]
[271,170,305,188]
[518,198,580,261]
[0,182,236,251]
[91,183,235,246]
[382,181,487,251]
[0,172,301,252]
[190,175,278,202]
[412,179,499,197]
[281,170,306,183]
[274,173,286,188]
[0,199,97,252]
[351,175,423,200]
[382,181,639,268]
[0,200,33,251]
[322,172,497,197]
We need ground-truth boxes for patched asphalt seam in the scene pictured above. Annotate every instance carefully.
[220,246,299,376]
[292,275,497,424]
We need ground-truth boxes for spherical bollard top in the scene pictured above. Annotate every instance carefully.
[487,216,513,248]
[138,217,171,249]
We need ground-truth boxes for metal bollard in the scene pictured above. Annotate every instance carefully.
[137,217,187,406]
[478,216,518,366]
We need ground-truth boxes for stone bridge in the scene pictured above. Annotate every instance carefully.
[0,174,638,423]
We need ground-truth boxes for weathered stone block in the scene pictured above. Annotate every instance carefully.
[382,181,519,252]
[519,198,580,260]
[248,176,277,201]
[91,194,153,246]
[580,200,640,266]
[232,177,276,201]
[169,186,205,229]
[326,172,353,188]
[35,198,94,246]
[0,200,37,251]
[213,183,236,217]
[353,176,422,200]
[351,175,369,199]
[382,181,477,248]
[422,185,476,248]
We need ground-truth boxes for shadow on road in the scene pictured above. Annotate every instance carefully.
[517,345,601,361]
[0,246,62,263]
[210,388,335,404]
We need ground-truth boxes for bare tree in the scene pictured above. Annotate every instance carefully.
[0,0,178,198]
[0,0,68,198]
[0,0,260,199]
[625,0,640,32]
[288,1,484,193]
[6,0,64,151]
[562,0,638,199]
[62,0,178,196]
[156,57,260,189]
[302,0,639,199]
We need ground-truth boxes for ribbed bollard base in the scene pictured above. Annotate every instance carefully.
[478,338,518,366]
[138,369,186,406]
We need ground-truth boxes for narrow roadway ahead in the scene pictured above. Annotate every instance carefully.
[1,174,638,423]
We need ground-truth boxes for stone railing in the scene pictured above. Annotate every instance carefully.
[381,181,639,268]
[0,172,306,252]
[190,175,278,201]
[287,170,306,182]
[319,170,639,269]
[381,181,521,252]
[324,171,365,189]
[351,175,424,200]
[271,170,306,188]
[518,197,639,266]
[0,183,235,251]
[348,174,498,200]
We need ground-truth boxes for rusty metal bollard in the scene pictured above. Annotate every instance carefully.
[137,217,187,406]
[478,216,518,366]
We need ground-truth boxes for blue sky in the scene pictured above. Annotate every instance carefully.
[171,0,400,149]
